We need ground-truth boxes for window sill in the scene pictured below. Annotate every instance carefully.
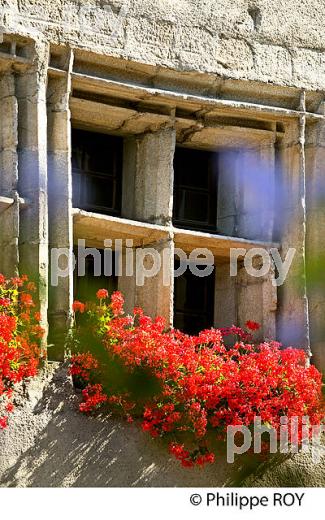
[72,208,279,258]
[174,227,279,259]
[0,195,27,214]
[72,208,169,248]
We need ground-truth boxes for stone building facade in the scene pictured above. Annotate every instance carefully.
[1,0,325,369]
[0,0,325,487]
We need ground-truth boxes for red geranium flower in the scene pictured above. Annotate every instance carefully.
[0,274,41,429]
[96,289,109,300]
[72,300,85,313]
[68,288,325,469]
[20,293,35,307]
[245,320,260,331]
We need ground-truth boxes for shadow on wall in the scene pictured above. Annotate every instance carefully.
[0,366,324,487]
[0,366,233,487]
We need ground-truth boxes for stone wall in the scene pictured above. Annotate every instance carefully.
[0,365,324,487]
[0,365,233,487]
[1,0,325,488]
[1,0,325,92]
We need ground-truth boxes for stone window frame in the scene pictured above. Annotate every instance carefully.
[1,39,320,364]
[58,60,280,345]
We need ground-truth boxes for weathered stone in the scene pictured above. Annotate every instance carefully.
[0,0,324,489]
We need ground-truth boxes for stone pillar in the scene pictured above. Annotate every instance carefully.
[305,117,325,370]
[134,237,174,323]
[214,262,237,327]
[16,46,49,341]
[0,71,19,276]
[258,138,276,242]
[121,128,175,323]
[217,139,277,338]
[47,62,74,360]
[237,139,277,338]
[236,139,276,242]
[237,258,277,341]
[217,151,239,237]
[276,119,310,351]
[122,128,175,225]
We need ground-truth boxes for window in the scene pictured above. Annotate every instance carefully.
[174,259,215,335]
[74,249,118,302]
[173,147,218,232]
[72,129,123,216]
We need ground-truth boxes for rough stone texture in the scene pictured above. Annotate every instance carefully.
[244,445,325,487]
[47,70,74,361]
[0,0,325,488]
[16,50,49,341]
[2,1,325,92]
[0,71,19,277]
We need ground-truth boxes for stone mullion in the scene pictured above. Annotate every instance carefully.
[305,117,325,370]
[16,47,49,342]
[217,137,277,340]
[276,118,310,351]
[47,67,74,360]
[120,126,176,324]
[257,138,277,339]
[132,234,174,323]
[0,70,19,276]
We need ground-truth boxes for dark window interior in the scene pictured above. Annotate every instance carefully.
[174,259,215,335]
[74,248,118,302]
[72,129,123,216]
[173,147,219,232]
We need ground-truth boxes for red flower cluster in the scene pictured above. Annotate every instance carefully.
[72,300,85,313]
[69,352,98,381]
[79,384,107,412]
[96,289,109,300]
[69,291,324,468]
[169,443,215,467]
[245,320,260,331]
[0,274,43,428]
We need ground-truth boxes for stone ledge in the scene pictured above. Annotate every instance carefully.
[72,207,278,259]
[73,208,169,249]
[0,195,27,214]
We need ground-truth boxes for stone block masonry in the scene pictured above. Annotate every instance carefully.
[0,1,324,368]
[0,0,325,488]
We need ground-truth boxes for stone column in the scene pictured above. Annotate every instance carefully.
[0,71,19,276]
[214,262,237,327]
[121,127,175,323]
[133,237,174,323]
[47,58,74,360]
[276,118,310,351]
[217,139,277,338]
[237,139,277,338]
[16,45,49,341]
[305,117,325,370]
[237,258,277,341]
[122,128,175,225]
[217,151,239,237]
[236,139,276,242]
